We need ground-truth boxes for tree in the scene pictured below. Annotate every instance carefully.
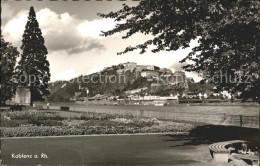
[16,6,50,105]
[0,36,20,105]
[99,0,260,102]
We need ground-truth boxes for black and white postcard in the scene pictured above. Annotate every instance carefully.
[1,0,259,165]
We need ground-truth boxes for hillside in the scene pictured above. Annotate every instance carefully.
[48,63,212,102]
[49,81,69,95]
[48,64,150,101]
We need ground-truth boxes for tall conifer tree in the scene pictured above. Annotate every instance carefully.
[17,6,50,105]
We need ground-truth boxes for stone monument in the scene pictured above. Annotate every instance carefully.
[13,65,31,106]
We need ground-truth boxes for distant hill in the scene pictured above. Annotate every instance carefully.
[48,64,150,101]
[49,81,69,95]
[48,63,213,102]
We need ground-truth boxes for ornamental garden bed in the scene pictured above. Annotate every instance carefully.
[0,110,194,137]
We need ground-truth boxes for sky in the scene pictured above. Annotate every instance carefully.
[2,1,202,82]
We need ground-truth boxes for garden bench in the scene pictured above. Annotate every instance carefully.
[233,154,259,166]
[209,140,246,163]
[60,106,70,111]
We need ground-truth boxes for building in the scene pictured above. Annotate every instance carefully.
[147,65,155,70]
[143,95,177,101]
[87,94,107,101]
[116,67,135,74]
[173,71,186,83]
[161,73,173,78]
[141,71,159,78]
[116,69,124,74]
[187,92,199,98]
[129,95,142,101]
[136,65,147,72]
[125,87,148,95]
[161,75,177,85]
[147,65,160,71]
[123,62,137,68]
[120,62,137,72]
[160,68,172,74]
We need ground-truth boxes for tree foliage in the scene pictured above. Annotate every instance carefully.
[16,6,51,105]
[99,0,260,102]
[0,36,20,105]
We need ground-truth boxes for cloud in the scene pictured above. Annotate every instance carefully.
[169,61,202,82]
[67,41,106,55]
[170,62,188,71]
[36,9,83,52]
[77,18,119,39]
[2,10,27,47]
[2,8,109,54]
[87,66,105,75]
[2,4,15,23]
[51,69,81,81]
[2,6,202,82]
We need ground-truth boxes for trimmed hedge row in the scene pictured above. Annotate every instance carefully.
[1,110,194,137]
[78,112,134,121]
[1,122,193,137]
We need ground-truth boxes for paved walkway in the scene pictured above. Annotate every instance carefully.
[1,134,221,165]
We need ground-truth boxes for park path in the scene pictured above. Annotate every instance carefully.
[1,134,225,166]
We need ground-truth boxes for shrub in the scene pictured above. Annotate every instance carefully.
[111,117,159,127]
[62,120,86,127]
[10,105,23,111]
[1,121,194,137]
[29,119,63,126]
[78,112,133,121]
[5,111,64,121]
[1,119,29,127]
[1,111,64,127]
[0,111,195,137]
[82,120,123,127]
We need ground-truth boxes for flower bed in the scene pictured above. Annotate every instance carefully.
[0,110,194,137]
